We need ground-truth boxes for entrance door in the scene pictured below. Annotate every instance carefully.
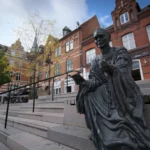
[132,60,143,81]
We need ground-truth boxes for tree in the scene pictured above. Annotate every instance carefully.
[0,47,11,87]
[14,13,58,96]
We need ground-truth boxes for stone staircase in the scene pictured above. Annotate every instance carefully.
[0,92,96,150]
[0,80,149,150]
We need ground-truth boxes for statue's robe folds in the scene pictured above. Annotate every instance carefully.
[76,47,150,150]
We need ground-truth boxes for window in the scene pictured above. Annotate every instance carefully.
[11,51,15,56]
[38,60,43,66]
[55,88,61,95]
[66,40,74,52]
[66,42,69,52]
[9,60,14,66]
[55,64,60,76]
[109,41,113,47]
[146,25,150,41]
[86,49,96,64]
[38,72,42,80]
[70,40,74,50]
[10,72,13,77]
[66,60,73,72]
[45,72,49,79]
[120,12,129,24]
[16,73,21,80]
[55,47,61,57]
[122,33,136,50]
[18,62,22,68]
[19,52,22,58]
[132,60,143,81]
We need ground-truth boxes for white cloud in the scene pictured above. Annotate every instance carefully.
[0,0,91,50]
[99,15,112,28]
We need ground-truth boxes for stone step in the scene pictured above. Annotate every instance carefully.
[136,80,150,88]
[3,111,64,124]
[0,123,75,150]
[19,105,64,113]
[0,142,11,150]
[0,115,96,150]
[37,93,77,102]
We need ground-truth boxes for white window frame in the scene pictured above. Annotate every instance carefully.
[70,40,74,50]
[66,40,74,52]
[66,60,73,72]
[86,48,96,64]
[122,33,136,50]
[38,72,42,80]
[120,12,129,24]
[9,60,14,66]
[55,47,61,57]
[66,42,69,52]
[19,52,22,58]
[16,73,21,81]
[11,51,15,56]
[18,62,22,68]
[45,72,49,79]
[146,25,150,42]
[55,64,60,76]
[132,59,144,80]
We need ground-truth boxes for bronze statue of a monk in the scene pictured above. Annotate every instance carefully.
[75,28,150,150]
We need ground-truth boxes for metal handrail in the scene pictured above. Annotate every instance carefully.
[0,70,80,129]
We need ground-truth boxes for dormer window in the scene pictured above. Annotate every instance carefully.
[120,12,129,24]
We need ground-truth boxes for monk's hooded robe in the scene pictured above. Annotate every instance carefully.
[76,47,150,150]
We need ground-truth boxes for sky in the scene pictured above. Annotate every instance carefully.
[0,0,149,50]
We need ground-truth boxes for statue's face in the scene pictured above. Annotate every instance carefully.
[94,29,109,48]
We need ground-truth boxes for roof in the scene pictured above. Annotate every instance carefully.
[139,4,150,13]
[59,15,97,41]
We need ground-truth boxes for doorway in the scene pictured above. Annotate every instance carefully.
[132,59,143,81]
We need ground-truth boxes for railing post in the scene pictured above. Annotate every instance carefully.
[67,72,68,93]
[52,77,54,101]
[5,90,11,129]
[32,70,36,113]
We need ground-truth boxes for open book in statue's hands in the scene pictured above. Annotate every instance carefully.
[68,73,85,85]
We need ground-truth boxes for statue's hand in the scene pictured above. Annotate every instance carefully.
[101,60,114,75]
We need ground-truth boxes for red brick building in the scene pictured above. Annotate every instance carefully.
[37,16,100,95]
[82,0,150,81]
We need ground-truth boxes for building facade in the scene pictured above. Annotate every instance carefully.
[82,0,150,81]
[0,39,29,92]
[36,16,100,95]
[108,0,150,80]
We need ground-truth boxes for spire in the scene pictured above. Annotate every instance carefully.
[31,30,38,52]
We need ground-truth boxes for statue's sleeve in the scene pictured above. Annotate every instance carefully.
[76,57,107,114]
